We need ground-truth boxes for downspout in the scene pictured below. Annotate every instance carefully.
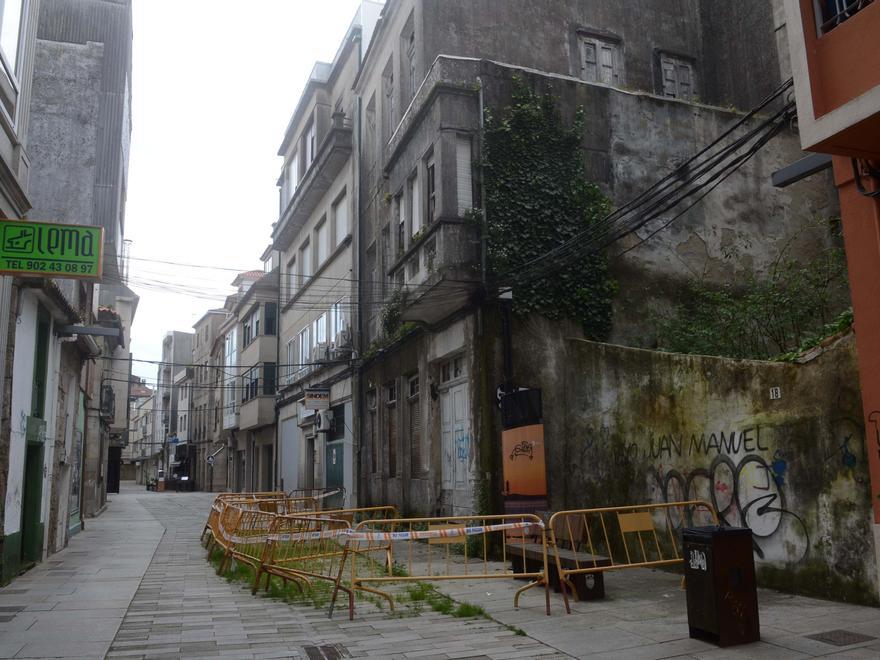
[125,353,133,462]
[354,45,364,508]
[274,257,281,491]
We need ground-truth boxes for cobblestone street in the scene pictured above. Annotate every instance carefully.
[2,485,880,659]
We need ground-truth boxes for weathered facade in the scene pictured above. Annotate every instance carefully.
[353,0,841,518]
[155,330,193,480]
[1,0,140,582]
[191,309,227,491]
[503,317,878,602]
[271,2,381,505]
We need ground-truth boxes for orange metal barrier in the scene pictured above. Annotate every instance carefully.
[547,500,718,613]
[202,492,286,545]
[216,508,277,576]
[258,515,356,616]
[331,514,549,619]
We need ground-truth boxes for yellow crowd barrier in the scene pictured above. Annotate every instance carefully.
[331,513,550,619]
[202,492,286,546]
[258,515,356,616]
[547,500,718,613]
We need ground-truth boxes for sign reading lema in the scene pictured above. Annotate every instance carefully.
[0,219,103,279]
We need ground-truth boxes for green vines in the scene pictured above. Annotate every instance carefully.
[483,79,616,340]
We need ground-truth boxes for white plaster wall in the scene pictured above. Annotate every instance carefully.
[5,293,37,536]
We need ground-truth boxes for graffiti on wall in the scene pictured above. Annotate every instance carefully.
[649,450,809,561]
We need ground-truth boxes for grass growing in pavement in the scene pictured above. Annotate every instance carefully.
[206,546,527,637]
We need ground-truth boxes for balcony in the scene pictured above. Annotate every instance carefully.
[388,220,480,326]
[273,118,353,252]
[816,0,874,33]
[787,0,880,155]
[239,396,275,430]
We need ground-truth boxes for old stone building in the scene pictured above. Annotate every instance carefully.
[191,309,227,491]
[353,0,840,517]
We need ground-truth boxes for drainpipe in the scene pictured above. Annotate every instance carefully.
[274,258,281,491]
[354,82,364,507]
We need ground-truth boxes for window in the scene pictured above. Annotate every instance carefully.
[287,258,297,301]
[440,355,467,383]
[265,303,277,336]
[394,194,405,255]
[263,364,276,395]
[285,338,295,382]
[426,156,436,225]
[297,326,311,373]
[333,193,348,246]
[660,54,695,101]
[580,35,621,85]
[0,0,23,78]
[408,173,420,238]
[287,153,299,198]
[314,313,327,345]
[367,390,378,474]
[299,239,312,284]
[329,299,346,342]
[243,306,262,345]
[407,31,416,99]
[383,58,395,139]
[365,94,377,164]
[305,120,317,167]
[316,219,329,266]
[408,375,424,477]
[456,136,473,215]
[386,383,398,476]
[242,314,252,346]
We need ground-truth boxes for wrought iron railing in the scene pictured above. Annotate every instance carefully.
[817,0,874,34]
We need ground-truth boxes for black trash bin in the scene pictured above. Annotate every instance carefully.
[683,525,760,647]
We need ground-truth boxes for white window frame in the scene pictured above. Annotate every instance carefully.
[333,192,348,247]
[305,120,317,167]
[315,218,329,267]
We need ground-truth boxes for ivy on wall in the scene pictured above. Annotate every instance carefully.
[483,79,617,340]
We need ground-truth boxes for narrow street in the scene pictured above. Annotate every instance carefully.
[0,485,565,659]
[2,485,880,659]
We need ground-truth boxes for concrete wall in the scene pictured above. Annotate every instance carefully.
[506,315,879,603]
[418,0,781,113]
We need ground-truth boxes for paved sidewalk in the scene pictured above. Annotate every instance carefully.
[2,485,880,659]
[0,487,164,659]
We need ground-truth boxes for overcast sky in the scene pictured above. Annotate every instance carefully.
[126,0,365,382]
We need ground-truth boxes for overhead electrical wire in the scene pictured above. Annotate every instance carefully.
[493,79,796,289]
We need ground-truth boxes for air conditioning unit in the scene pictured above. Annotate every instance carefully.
[315,409,334,434]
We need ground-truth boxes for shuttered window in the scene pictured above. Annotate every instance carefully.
[660,55,695,101]
[409,376,425,477]
[581,36,621,85]
[456,137,473,215]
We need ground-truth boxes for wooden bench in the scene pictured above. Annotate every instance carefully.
[508,542,610,600]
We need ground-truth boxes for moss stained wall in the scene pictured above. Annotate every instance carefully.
[507,316,878,604]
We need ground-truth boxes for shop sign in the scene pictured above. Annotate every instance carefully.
[0,220,103,279]
[304,387,330,410]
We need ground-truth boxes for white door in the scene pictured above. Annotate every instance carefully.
[441,382,471,491]
[452,383,470,489]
